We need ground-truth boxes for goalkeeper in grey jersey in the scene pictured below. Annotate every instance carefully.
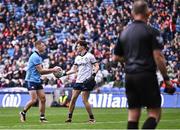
[65,40,99,123]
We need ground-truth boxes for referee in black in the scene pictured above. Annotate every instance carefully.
[113,0,172,129]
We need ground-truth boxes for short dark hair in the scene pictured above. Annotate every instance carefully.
[76,40,88,49]
[132,0,149,16]
[35,40,43,47]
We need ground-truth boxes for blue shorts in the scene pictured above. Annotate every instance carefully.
[25,81,43,91]
[73,83,91,91]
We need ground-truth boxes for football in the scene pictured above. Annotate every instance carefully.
[53,70,64,78]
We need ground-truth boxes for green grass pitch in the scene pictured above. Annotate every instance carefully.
[0,107,179,129]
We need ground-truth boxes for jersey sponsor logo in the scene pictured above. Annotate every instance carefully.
[78,63,88,66]
[77,60,89,66]
[76,57,90,66]
[2,94,21,107]
[88,94,128,108]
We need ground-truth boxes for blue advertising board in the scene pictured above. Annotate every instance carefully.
[0,93,30,107]
[0,92,179,108]
[76,93,180,108]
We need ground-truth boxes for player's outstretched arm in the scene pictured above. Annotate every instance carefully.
[36,64,61,75]
[93,62,99,75]
[65,65,78,75]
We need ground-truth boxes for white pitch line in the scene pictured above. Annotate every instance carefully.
[0,129,122,130]
[0,119,179,128]
[0,110,179,117]
[0,121,127,128]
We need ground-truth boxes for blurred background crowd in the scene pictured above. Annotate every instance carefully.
[0,0,179,90]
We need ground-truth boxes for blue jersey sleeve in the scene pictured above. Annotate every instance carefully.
[32,54,42,66]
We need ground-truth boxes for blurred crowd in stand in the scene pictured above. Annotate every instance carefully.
[0,0,179,90]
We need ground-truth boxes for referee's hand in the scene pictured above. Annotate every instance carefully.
[164,80,176,95]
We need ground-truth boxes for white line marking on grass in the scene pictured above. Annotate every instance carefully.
[0,119,179,129]
[0,121,127,128]
[0,129,122,130]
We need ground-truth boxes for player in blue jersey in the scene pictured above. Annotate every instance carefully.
[19,40,61,123]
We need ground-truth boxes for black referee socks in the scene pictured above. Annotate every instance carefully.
[142,117,157,129]
[127,121,138,129]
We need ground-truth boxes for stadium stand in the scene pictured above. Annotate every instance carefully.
[0,0,179,92]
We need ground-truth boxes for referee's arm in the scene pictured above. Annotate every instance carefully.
[153,50,169,80]
[152,29,171,88]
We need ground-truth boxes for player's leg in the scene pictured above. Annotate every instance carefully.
[142,108,161,129]
[140,72,161,129]
[65,89,81,122]
[127,108,141,129]
[82,91,95,123]
[37,89,47,122]
[20,90,37,122]
[125,74,141,129]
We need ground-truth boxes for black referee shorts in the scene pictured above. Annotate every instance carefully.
[125,72,161,109]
